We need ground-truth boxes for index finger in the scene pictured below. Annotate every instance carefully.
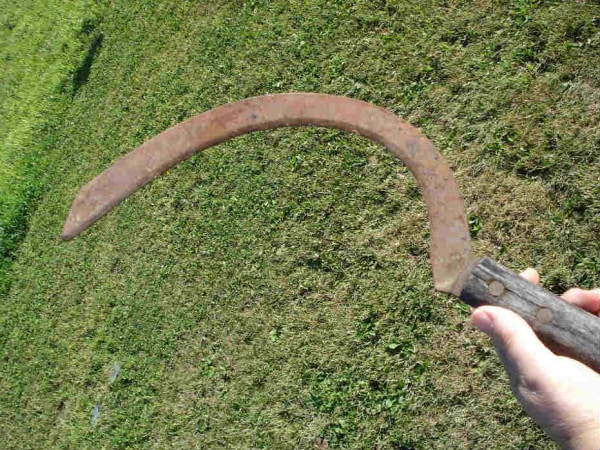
[561,288,600,316]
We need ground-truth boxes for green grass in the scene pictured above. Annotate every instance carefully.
[1,0,599,448]
[0,0,101,292]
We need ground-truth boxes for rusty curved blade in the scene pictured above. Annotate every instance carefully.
[62,93,473,294]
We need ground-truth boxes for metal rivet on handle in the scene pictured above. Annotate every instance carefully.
[488,280,505,297]
[536,307,553,324]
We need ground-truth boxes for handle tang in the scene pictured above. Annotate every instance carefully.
[460,257,600,372]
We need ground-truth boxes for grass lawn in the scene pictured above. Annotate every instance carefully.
[0,0,101,292]
[1,1,599,448]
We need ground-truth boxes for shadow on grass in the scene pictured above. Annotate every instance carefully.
[71,32,103,96]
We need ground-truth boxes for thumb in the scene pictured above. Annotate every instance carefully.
[471,306,556,376]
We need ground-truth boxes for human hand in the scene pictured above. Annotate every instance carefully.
[471,268,600,450]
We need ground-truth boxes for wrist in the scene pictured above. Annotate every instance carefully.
[563,425,600,450]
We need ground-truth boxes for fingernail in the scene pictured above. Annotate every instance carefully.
[472,310,494,335]
[592,288,600,297]
[519,268,539,284]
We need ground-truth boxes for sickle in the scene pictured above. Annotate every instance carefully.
[62,93,473,294]
[62,93,600,371]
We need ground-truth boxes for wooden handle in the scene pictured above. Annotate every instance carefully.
[460,258,600,373]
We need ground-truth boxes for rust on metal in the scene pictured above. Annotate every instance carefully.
[62,93,474,295]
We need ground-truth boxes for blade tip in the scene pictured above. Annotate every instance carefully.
[61,206,85,241]
[61,223,79,241]
[60,230,76,241]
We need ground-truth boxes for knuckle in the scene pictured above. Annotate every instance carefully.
[563,287,583,298]
[512,372,545,405]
